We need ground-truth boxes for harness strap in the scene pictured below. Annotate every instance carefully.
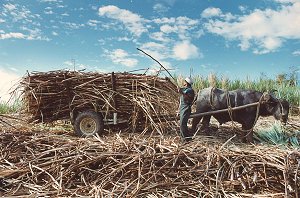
[225,90,234,130]
[225,91,266,139]
[209,87,216,110]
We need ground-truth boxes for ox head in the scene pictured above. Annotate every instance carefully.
[263,92,289,123]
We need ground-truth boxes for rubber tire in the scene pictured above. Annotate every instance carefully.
[74,110,104,137]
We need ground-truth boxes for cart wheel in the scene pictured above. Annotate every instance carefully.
[74,110,104,137]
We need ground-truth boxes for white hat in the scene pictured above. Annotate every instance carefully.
[185,77,193,85]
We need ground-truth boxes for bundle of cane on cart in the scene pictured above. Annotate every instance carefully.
[20,70,180,136]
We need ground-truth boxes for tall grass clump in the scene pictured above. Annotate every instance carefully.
[276,81,300,108]
[221,76,229,89]
[0,100,22,114]
[194,74,211,90]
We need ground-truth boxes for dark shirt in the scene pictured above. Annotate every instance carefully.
[179,87,195,107]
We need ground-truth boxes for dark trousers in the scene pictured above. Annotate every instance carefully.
[180,105,191,139]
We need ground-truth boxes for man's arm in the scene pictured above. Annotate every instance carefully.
[177,86,184,94]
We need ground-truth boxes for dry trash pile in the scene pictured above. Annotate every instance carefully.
[20,70,179,132]
[1,130,300,198]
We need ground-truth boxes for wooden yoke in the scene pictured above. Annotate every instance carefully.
[190,102,260,118]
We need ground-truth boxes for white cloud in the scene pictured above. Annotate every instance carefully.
[139,16,203,61]
[98,5,147,37]
[238,39,250,51]
[87,19,99,27]
[3,3,34,22]
[239,6,247,13]
[3,4,16,11]
[0,15,48,40]
[44,9,54,14]
[0,19,5,23]
[139,42,170,60]
[117,36,132,42]
[274,0,298,3]
[153,17,176,24]
[142,16,201,54]
[201,7,222,18]
[61,22,85,30]
[52,31,58,36]
[203,2,300,54]
[160,24,178,33]
[173,40,200,60]
[0,69,20,102]
[153,16,199,41]
[153,3,170,14]
[21,27,50,41]
[44,10,53,14]
[177,16,198,26]
[107,49,138,67]
[149,32,171,42]
[255,37,282,54]
[292,50,300,56]
[201,7,235,21]
[0,32,25,39]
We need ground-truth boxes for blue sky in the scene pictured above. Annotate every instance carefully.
[0,0,300,100]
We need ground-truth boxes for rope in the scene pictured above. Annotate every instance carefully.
[209,87,216,110]
[224,91,265,139]
[225,90,235,130]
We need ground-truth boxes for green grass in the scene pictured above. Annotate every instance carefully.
[0,100,22,114]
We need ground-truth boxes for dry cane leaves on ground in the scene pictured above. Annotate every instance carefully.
[1,130,300,198]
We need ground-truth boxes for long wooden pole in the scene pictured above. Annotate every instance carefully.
[137,48,177,83]
[189,102,260,118]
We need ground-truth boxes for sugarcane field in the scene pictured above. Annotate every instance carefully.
[0,69,299,198]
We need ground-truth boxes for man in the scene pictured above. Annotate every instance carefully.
[177,77,195,141]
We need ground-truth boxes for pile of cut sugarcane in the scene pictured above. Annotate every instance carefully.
[20,70,179,132]
[1,131,299,197]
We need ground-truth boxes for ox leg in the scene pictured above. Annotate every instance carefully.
[242,124,254,143]
[201,115,211,135]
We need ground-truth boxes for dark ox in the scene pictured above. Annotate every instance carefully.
[191,87,289,142]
